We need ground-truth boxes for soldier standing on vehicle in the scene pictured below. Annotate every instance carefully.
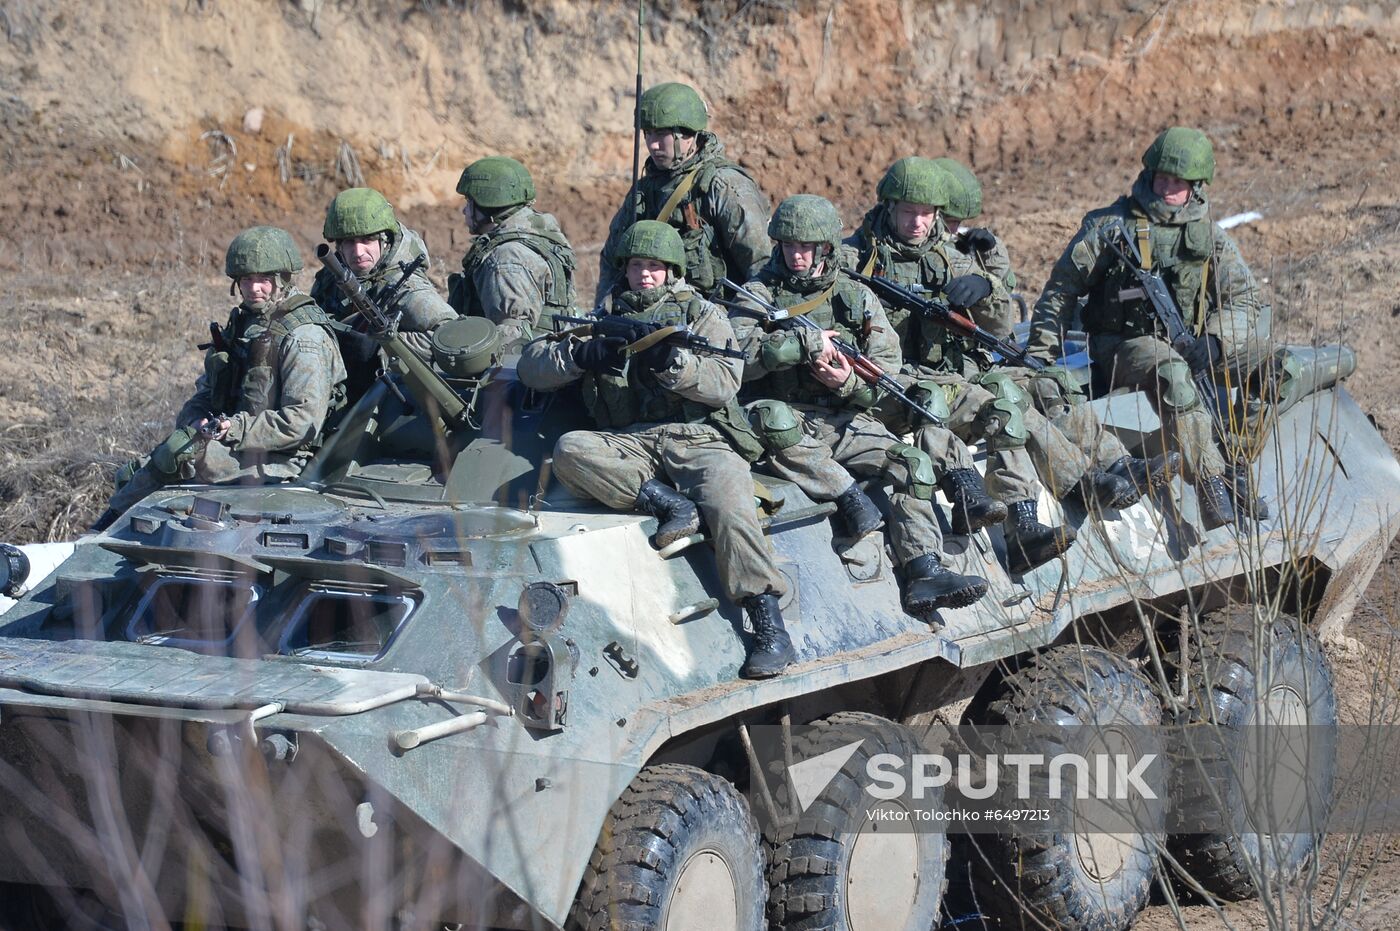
[1028,128,1272,528]
[595,82,772,302]
[93,227,347,530]
[731,194,992,614]
[310,187,455,403]
[449,156,578,352]
[518,221,796,679]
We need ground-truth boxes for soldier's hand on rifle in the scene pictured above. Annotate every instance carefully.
[195,416,231,441]
[1178,333,1220,371]
[944,274,994,310]
[811,350,853,390]
[572,336,627,373]
[636,341,681,373]
[957,228,998,255]
[816,329,840,366]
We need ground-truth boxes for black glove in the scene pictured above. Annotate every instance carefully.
[958,228,998,254]
[1178,334,1220,371]
[944,274,994,310]
[572,336,627,372]
[593,315,660,343]
[337,329,382,369]
[636,341,681,373]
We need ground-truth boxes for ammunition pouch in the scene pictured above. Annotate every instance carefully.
[886,442,937,500]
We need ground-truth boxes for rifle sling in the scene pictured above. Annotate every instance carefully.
[782,283,838,320]
[656,168,702,222]
[624,325,679,356]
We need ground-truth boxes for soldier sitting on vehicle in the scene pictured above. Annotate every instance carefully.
[1028,127,1272,529]
[730,194,991,616]
[596,82,772,303]
[843,157,1177,572]
[311,187,456,404]
[448,156,578,353]
[517,221,797,679]
[93,227,347,531]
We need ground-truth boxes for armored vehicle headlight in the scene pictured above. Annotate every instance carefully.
[518,581,572,638]
[0,544,30,598]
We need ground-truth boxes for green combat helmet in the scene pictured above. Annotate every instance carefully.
[638,82,708,133]
[1142,127,1215,183]
[931,157,983,221]
[877,157,953,208]
[323,187,399,241]
[225,226,303,279]
[769,194,843,249]
[615,220,687,275]
[456,156,536,210]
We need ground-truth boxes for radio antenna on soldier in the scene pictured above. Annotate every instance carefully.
[631,0,645,222]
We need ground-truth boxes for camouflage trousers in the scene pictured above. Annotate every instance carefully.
[551,422,788,603]
[760,407,948,566]
[106,442,305,515]
[1012,370,1137,495]
[1090,334,1227,482]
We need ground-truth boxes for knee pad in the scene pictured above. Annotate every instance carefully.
[113,458,143,492]
[885,442,937,500]
[1029,365,1084,417]
[746,399,804,452]
[150,426,202,477]
[972,370,1030,450]
[906,379,953,429]
[759,333,804,371]
[1156,359,1201,413]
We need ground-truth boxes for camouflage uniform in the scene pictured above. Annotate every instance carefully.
[1028,134,1272,496]
[517,288,784,607]
[448,157,577,353]
[104,228,347,520]
[596,84,771,302]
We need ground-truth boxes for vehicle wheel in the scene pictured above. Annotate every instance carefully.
[1159,606,1337,901]
[569,763,765,931]
[766,711,948,931]
[961,646,1163,931]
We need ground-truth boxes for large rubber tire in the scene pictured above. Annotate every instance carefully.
[766,711,948,931]
[569,763,766,931]
[1159,606,1337,901]
[961,646,1164,931]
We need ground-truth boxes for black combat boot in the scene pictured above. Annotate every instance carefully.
[1197,474,1238,530]
[1225,465,1269,521]
[1004,500,1077,575]
[1107,452,1182,503]
[939,468,1008,535]
[1074,469,1138,511]
[833,482,884,538]
[901,553,990,615]
[89,509,121,533]
[635,479,701,548]
[739,592,795,679]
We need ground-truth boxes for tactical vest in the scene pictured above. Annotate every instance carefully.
[747,271,872,407]
[209,295,345,450]
[580,288,718,429]
[449,211,577,333]
[631,146,751,294]
[311,228,432,324]
[1083,198,1215,339]
[852,219,975,376]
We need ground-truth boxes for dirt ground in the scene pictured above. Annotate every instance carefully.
[3,0,1400,927]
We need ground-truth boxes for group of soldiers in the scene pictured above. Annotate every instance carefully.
[96,81,1273,682]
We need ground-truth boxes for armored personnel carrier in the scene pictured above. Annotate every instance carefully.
[0,321,1391,931]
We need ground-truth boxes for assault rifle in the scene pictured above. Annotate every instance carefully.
[1099,220,1222,415]
[315,244,469,426]
[716,276,946,426]
[841,268,1047,373]
[553,314,747,361]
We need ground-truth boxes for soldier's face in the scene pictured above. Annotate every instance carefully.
[891,202,939,243]
[645,130,697,170]
[626,258,669,291]
[337,236,382,273]
[781,242,824,275]
[237,274,277,304]
[1152,172,1192,207]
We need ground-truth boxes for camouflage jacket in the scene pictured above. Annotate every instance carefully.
[177,290,347,455]
[1029,171,1272,366]
[839,205,1005,379]
[448,206,577,352]
[517,279,743,430]
[937,218,1017,340]
[310,225,455,363]
[596,132,772,301]
[732,256,897,411]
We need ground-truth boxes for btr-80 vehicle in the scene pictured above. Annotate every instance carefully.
[0,310,1392,931]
